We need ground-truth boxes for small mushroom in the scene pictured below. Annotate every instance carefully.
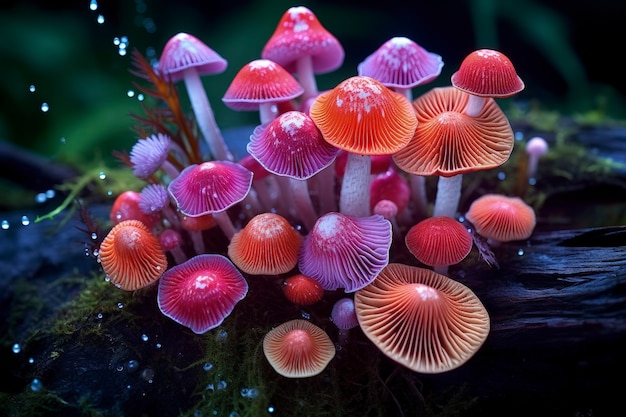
[281,273,325,306]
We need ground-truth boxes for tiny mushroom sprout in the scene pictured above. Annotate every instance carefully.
[98,219,168,291]
[451,48,525,117]
[247,110,339,230]
[228,212,302,275]
[525,136,549,183]
[129,133,181,180]
[405,216,473,275]
[393,86,514,218]
[298,211,392,292]
[309,75,417,217]
[263,319,336,378]
[158,32,232,161]
[167,161,253,240]
[281,273,325,306]
[465,193,536,245]
[262,6,345,104]
[331,297,359,345]
[157,254,248,334]
[222,59,304,125]
[357,36,444,101]
[354,263,490,374]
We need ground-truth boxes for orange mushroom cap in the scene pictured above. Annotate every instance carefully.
[393,86,514,177]
[465,194,536,242]
[98,220,168,291]
[263,319,336,378]
[228,213,302,275]
[354,263,490,374]
[451,49,524,98]
[309,75,417,155]
[405,216,473,267]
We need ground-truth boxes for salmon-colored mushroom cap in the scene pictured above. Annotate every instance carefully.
[99,219,168,291]
[263,319,336,378]
[309,75,417,155]
[354,263,490,374]
[158,32,227,83]
[282,273,325,305]
[465,194,536,242]
[157,254,248,334]
[222,59,304,111]
[228,213,302,275]
[451,48,524,98]
[393,86,514,177]
[405,216,473,267]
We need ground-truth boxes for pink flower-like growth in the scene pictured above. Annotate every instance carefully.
[222,59,304,124]
[167,161,253,239]
[262,6,344,102]
[298,212,392,292]
[157,254,248,334]
[248,110,338,230]
[129,133,181,180]
[358,36,443,101]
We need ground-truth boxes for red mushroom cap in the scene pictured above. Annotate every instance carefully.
[369,166,411,213]
[261,6,344,75]
[157,254,248,334]
[282,273,325,305]
[158,32,227,83]
[110,190,161,230]
[405,216,473,267]
[98,219,168,291]
[222,59,304,111]
[465,194,536,242]
[451,49,524,98]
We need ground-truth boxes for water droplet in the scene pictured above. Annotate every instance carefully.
[229,412,241,417]
[497,171,506,181]
[216,329,227,340]
[91,232,98,240]
[141,334,149,342]
[203,362,213,372]
[116,364,124,372]
[97,313,103,319]
[89,0,98,11]
[29,84,36,93]
[295,224,302,231]
[45,189,55,199]
[217,380,227,390]
[99,171,107,180]
[21,216,30,226]
[97,14,105,24]
[515,131,524,141]
[40,102,49,112]
[60,137,67,144]
[30,378,43,392]
[12,343,20,354]
[140,368,154,381]
[127,90,135,98]
[127,360,140,372]
[517,249,525,256]
[194,411,204,417]
[117,302,124,309]
[35,193,47,203]
[528,177,537,186]
[2,220,10,230]
[28,357,35,364]
[137,94,145,101]
[267,405,275,414]
[206,383,215,392]
[155,343,162,349]
[300,311,311,320]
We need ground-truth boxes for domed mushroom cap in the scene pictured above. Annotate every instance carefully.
[298,212,392,292]
[110,190,161,229]
[282,273,325,305]
[354,263,490,374]
[248,110,339,180]
[261,6,344,74]
[228,212,302,275]
[393,86,514,177]
[358,36,444,89]
[331,297,359,330]
[405,216,473,267]
[99,220,168,291]
[222,59,304,111]
[168,161,253,216]
[263,319,336,378]
[157,254,248,334]
[451,48,524,98]
[465,194,536,242]
[158,32,227,83]
[309,75,417,155]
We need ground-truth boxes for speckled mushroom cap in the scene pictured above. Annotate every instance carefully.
[309,75,417,155]
[158,32,227,83]
[157,254,248,334]
[228,212,302,275]
[405,216,473,267]
[298,212,392,292]
[392,86,514,177]
[354,263,490,374]
[465,194,536,242]
[263,319,336,378]
[261,6,344,74]
[451,49,524,98]
[357,36,444,89]
[248,110,339,180]
[281,273,325,305]
[99,219,168,291]
[168,161,253,216]
[222,59,304,111]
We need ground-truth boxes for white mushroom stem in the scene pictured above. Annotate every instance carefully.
[432,174,463,218]
[339,153,371,217]
[296,55,318,101]
[182,68,234,161]
[259,103,279,125]
[463,94,487,117]
[289,178,317,231]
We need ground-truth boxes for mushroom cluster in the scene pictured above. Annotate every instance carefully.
[96,5,540,379]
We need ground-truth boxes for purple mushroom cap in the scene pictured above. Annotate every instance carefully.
[331,297,359,330]
[298,212,392,292]
[129,133,171,179]
[157,254,248,334]
[139,184,170,214]
[158,32,227,82]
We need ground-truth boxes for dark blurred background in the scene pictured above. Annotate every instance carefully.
[1,0,625,183]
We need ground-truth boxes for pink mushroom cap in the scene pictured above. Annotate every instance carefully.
[158,32,227,83]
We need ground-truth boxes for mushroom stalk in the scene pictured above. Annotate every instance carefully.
[463,95,487,117]
[340,153,371,217]
[296,55,318,101]
[182,69,233,161]
[289,177,317,231]
[432,174,463,218]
